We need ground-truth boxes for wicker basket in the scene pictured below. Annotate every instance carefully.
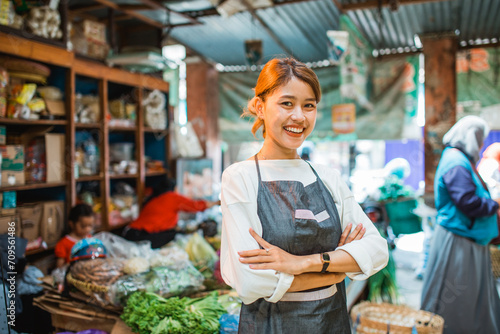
[67,273,109,294]
[351,302,444,334]
[490,246,500,278]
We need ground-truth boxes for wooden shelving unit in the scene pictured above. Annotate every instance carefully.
[0,31,170,232]
[0,182,67,192]
[146,170,167,177]
[76,175,102,182]
[75,122,101,129]
[109,174,138,179]
[0,119,67,126]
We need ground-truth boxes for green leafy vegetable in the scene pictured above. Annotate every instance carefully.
[121,291,227,334]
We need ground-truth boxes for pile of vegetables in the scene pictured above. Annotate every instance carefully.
[378,175,414,201]
[121,291,227,334]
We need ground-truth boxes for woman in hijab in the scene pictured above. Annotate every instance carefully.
[421,116,500,334]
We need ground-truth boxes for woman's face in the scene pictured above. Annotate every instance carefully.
[257,77,317,151]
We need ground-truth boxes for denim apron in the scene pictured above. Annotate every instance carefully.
[238,156,350,334]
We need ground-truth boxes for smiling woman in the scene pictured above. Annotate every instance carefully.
[220,57,389,333]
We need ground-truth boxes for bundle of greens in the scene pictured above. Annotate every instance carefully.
[121,291,227,334]
[367,250,399,304]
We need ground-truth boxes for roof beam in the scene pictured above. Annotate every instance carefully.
[135,0,201,25]
[240,0,295,57]
[181,0,316,18]
[69,4,106,13]
[342,0,452,11]
[331,0,345,14]
[93,0,163,28]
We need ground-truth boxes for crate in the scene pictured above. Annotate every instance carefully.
[384,198,422,236]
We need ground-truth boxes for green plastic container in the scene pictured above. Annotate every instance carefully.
[384,198,422,236]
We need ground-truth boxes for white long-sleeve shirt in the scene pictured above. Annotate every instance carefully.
[221,159,389,305]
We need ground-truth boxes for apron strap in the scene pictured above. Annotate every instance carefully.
[303,159,321,179]
[254,154,262,182]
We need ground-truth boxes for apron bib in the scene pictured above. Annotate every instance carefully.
[238,156,350,334]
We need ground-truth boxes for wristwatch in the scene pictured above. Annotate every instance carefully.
[320,253,330,273]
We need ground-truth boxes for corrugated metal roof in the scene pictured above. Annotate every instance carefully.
[68,0,500,65]
[344,0,500,50]
[169,0,342,65]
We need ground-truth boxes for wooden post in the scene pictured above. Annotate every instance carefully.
[421,33,458,195]
[185,59,220,157]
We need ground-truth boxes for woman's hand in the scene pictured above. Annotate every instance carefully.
[239,223,365,275]
[238,228,306,275]
[337,223,365,247]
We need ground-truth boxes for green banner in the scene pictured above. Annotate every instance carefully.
[457,48,500,129]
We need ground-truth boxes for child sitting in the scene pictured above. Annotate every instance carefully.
[54,203,95,267]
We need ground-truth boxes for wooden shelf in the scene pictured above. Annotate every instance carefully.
[146,171,167,177]
[0,32,169,91]
[0,181,67,191]
[75,122,102,129]
[26,246,55,256]
[0,118,67,126]
[108,126,137,132]
[76,175,102,182]
[109,173,138,179]
[0,25,65,49]
[144,127,168,133]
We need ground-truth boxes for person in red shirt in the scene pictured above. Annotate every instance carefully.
[125,178,219,248]
[54,203,95,267]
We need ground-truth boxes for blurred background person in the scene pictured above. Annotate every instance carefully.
[421,116,500,334]
[124,177,219,248]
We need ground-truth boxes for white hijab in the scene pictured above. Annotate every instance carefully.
[442,115,490,164]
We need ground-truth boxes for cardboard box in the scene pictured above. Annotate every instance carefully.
[22,133,66,183]
[0,145,25,186]
[18,203,43,242]
[40,200,65,247]
[0,214,21,236]
[82,19,106,44]
[45,133,65,182]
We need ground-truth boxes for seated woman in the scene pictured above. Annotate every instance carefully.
[124,177,219,248]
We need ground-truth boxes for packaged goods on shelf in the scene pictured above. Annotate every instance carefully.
[71,20,109,60]
[0,67,7,117]
[75,94,100,123]
[24,133,65,183]
[0,144,25,185]
[26,6,62,40]
[81,19,106,44]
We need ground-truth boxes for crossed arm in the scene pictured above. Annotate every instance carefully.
[238,223,365,292]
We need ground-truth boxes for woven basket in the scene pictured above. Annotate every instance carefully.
[351,302,444,334]
[67,273,109,294]
[490,246,500,278]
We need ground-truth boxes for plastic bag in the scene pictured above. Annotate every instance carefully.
[219,314,240,334]
[69,258,124,306]
[150,244,189,269]
[94,231,155,260]
[108,262,204,307]
[184,232,219,270]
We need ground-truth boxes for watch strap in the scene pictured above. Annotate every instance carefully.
[320,252,330,273]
